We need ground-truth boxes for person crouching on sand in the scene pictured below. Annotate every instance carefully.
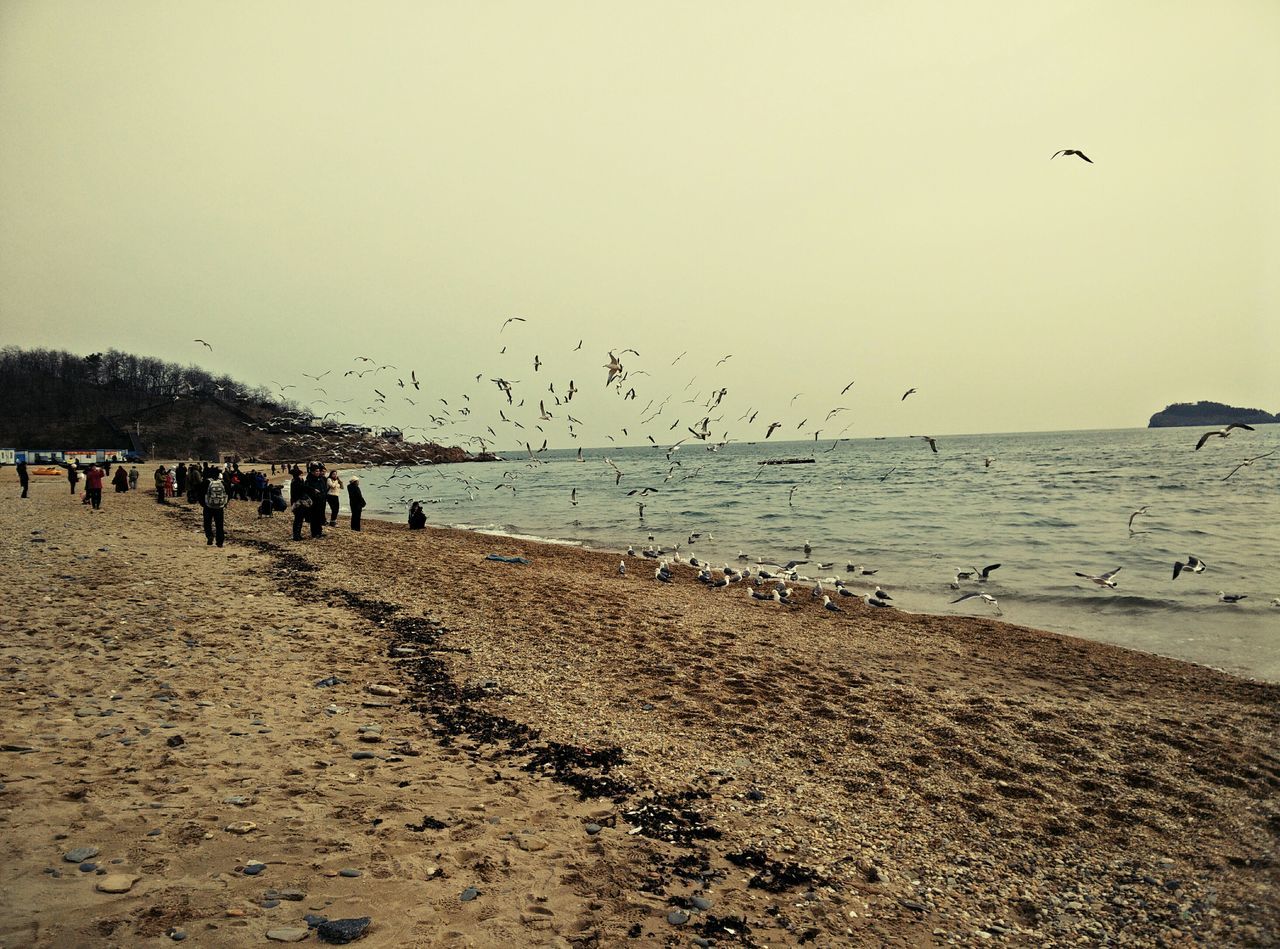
[408,501,426,530]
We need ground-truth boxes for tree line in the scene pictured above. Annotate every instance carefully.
[0,346,299,423]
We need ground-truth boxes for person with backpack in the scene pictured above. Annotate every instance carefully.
[202,466,229,547]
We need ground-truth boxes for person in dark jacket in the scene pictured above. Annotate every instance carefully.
[408,501,426,530]
[68,464,79,494]
[289,470,308,540]
[186,464,204,505]
[111,466,129,493]
[175,463,187,497]
[347,476,366,531]
[304,464,328,537]
[16,461,29,498]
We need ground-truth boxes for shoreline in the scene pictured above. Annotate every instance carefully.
[340,499,1280,688]
[5,483,1277,945]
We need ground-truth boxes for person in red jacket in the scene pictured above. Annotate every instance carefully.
[84,465,105,509]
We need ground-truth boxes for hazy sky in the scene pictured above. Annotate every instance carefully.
[1,1,1276,447]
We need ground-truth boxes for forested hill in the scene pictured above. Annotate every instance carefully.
[1148,401,1278,428]
[0,346,473,463]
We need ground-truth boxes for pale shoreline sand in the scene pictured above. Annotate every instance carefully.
[1,480,1277,945]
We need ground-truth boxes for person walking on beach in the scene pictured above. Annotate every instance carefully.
[154,465,168,503]
[202,466,228,547]
[16,461,29,498]
[175,463,187,498]
[128,466,139,491]
[347,475,366,531]
[111,465,128,493]
[84,465,104,509]
[326,469,343,526]
[67,464,79,494]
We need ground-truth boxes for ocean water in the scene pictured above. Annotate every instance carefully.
[351,426,1279,682]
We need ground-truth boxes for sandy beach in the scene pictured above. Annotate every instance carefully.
[1,477,1276,947]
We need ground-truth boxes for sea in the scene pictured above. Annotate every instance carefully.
[349,426,1279,682]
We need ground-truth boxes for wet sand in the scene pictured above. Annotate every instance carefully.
[1,478,1276,946]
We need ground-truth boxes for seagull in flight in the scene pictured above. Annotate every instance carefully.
[1172,556,1206,580]
[1051,149,1093,163]
[840,380,855,396]
[901,387,917,401]
[765,421,782,439]
[501,317,526,331]
[1127,506,1149,532]
[1194,423,1254,450]
[915,435,938,453]
[193,339,213,350]
[1075,567,1122,589]
[716,354,732,366]
[604,352,624,386]
[1222,449,1276,481]
[951,592,1002,615]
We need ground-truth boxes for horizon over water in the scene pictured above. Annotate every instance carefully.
[348,425,1279,682]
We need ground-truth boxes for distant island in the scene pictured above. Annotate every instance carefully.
[1148,401,1279,428]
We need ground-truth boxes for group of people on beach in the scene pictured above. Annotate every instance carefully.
[287,463,366,539]
[14,457,374,548]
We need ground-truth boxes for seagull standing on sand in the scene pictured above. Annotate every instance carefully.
[821,595,842,613]
[1194,423,1255,450]
[1218,592,1247,604]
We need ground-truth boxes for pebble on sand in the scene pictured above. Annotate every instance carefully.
[365,684,399,697]
[225,821,258,834]
[266,927,310,942]
[315,916,371,944]
[95,874,138,894]
[64,847,99,863]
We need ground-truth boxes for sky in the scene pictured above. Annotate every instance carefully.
[1,1,1276,449]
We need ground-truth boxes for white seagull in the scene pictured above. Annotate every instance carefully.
[821,595,842,613]
[1172,556,1206,580]
[951,592,1002,615]
[1218,592,1247,604]
[1075,567,1122,588]
[1194,423,1255,450]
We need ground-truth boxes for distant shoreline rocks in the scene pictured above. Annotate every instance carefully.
[1148,401,1278,428]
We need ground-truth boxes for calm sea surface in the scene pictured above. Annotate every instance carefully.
[350,426,1279,681]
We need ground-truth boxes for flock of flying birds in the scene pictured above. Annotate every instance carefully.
[190,269,1276,618]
